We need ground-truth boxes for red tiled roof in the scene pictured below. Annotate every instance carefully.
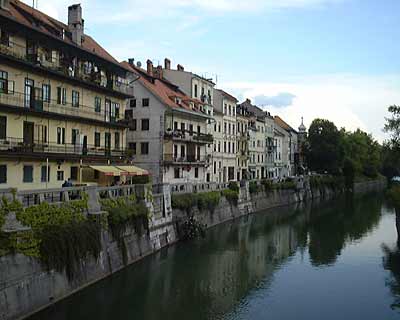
[1,0,120,66]
[274,116,297,133]
[121,61,207,116]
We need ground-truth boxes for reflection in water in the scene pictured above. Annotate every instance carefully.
[382,208,400,311]
[29,194,395,320]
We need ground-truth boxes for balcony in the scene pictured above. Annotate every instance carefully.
[164,130,213,144]
[0,90,127,128]
[0,40,132,98]
[0,137,126,159]
[163,154,208,165]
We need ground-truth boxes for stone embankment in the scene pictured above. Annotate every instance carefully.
[0,177,387,320]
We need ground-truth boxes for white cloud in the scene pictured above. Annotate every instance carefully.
[222,74,400,142]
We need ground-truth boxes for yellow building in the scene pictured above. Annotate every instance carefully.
[0,1,133,190]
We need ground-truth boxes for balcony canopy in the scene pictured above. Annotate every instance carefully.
[89,165,126,176]
[116,166,149,176]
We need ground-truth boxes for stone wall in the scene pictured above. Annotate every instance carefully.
[0,178,387,320]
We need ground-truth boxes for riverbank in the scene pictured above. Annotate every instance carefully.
[0,177,387,320]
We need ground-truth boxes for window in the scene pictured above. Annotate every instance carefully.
[141,119,149,131]
[0,30,10,46]
[174,144,178,158]
[72,90,79,108]
[142,98,149,107]
[94,132,101,147]
[214,161,217,174]
[95,97,101,113]
[141,142,149,155]
[0,70,10,94]
[224,141,226,153]
[57,170,64,181]
[195,168,199,178]
[105,132,111,151]
[194,84,198,98]
[128,142,136,155]
[23,165,33,183]
[125,109,133,120]
[57,127,65,145]
[181,145,185,158]
[180,123,185,132]
[0,165,6,184]
[130,119,137,131]
[174,122,178,131]
[41,166,50,182]
[115,132,120,150]
[42,84,51,103]
[174,168,180,179]
[57,87,66,105]
[71,129,79,145]
[189,124,194,136]
[130,99,136,108]
[197,126,201,134]
[0,116,6,139]
[224,122,227,134]
[70,167,78,181]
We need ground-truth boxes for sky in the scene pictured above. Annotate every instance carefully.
[24,0,400,141]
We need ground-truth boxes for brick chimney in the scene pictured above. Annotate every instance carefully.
[68,4,84,46]
[164,58,171,70]
[0,0,10,10]
[128,58,135,66]
[154,65,163,79]
[146,59,153,76]
[177,64,184,71]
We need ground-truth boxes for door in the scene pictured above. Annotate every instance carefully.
[23,121,34,152]
[82,135,88,155]
[24,78,34,108]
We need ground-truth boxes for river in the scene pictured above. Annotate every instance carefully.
[28,194,400,320]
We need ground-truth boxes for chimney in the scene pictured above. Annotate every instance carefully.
[128,58,135,66]
[146,59,153,76]
[68,4,84,46]
[164,58,171,70]
[177,64,184,72]
[246,98,251,104]
[154,65,163,79]
[0,0,10,10]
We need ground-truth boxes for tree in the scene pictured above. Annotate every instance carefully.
[383,105,400,179]
[305,119,344,174]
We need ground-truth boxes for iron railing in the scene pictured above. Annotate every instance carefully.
[163,153,208,164]
[0,137,126,158]
[164,130,213,144]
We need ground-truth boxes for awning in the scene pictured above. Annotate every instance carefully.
[89,166,125,176]
[116,165,149,176]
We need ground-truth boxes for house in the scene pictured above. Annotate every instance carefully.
[0,1,133,189]
[122,59,211,184]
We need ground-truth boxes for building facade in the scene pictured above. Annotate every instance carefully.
[0,1,132,190]
[162,59,215,182]
[212,89,238,183]
[236,104,250,181]
[123,60,211,184]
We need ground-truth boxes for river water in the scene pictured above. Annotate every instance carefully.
[29,194,400,320]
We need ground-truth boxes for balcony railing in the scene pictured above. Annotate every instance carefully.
[163,154,208,164]
[0,89,124,125]
[0,137,126,158]
[0,41,131,96]
[164,130,213,144]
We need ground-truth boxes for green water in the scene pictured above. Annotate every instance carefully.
[29,194,400,320]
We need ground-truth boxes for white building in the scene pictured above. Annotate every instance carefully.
[212,89,238,182]
[123,60,211,184]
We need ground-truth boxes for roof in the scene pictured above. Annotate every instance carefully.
[217,89,238,103]
[121,61,209,118]
[1,1,122,67]
[238,99,266,119]
[274,116,298,134]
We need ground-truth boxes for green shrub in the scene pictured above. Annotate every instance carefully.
[179,216,206,241]
[249,181,260,194]
[387,184,400,209]
[197,192,221,213]
[228,181,239,193]
[130,175,151,185]
[171,193,197,213]
[221,189,239,206]
[261,179,273,192]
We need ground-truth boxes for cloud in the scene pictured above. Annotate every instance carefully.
[223,74,400,142]
[254,92,297,108]
[23,0,345,25]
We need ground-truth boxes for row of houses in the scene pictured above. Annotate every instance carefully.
[0,1,307,190]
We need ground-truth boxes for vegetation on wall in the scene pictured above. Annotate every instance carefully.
[100,195,150,265]
[387,183,400,209]
[171,191,222,214]
[179,216,206,241]
[222,189,239,206]
[0,193,104,280]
